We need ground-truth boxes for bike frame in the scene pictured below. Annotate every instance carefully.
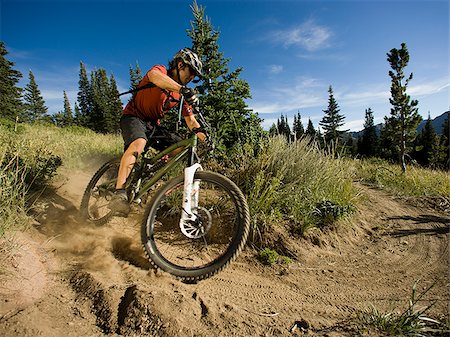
[133,134,200,202]
[128,96,206,229]
[131,132,204,232]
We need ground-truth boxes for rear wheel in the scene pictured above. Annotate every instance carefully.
[141,171,250,282]
[80,159,120,226]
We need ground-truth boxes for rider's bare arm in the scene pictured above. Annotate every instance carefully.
[184,115,206,141]
[147,69,182,92]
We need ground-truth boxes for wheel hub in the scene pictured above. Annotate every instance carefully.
[180,207,212,239]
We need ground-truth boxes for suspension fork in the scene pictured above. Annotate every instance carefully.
[179,163,202,232]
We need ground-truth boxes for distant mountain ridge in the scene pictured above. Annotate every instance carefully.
[351,110,449,138]
[417,111,449,134]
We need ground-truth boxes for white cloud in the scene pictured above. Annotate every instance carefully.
[296,52,350,63]
[268,64,283,74]
[260,117,278,130]
[344,119,365,132]
[340,88,390,106]
[249,75,327,114]
[7,47,34,60]
[269,19,333,51]
[250,76,449,118]
[409,78,450,97]
[336,77,449,110]
[251,90,324,114]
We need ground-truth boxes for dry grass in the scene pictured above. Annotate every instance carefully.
[0,123,122,237]
[223,136,359,236]
[356,158,450,198]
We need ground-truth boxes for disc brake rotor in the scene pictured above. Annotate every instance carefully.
[180,207,212,239]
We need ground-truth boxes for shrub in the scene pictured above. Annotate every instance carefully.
[247,171,282,241]
[357,282,449,336]
[258,248,292,266]
[259,248,279,265]
[312,200,355,229]
[0,124,63,191]
[2,149,62,190]
[0,151,29,236]
[0,117,26,133]
[221,136,358,235]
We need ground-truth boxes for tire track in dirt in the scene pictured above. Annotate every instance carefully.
[1,172,448,337]
[51,182,450,334]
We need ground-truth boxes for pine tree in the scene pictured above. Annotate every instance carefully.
[52,92,72,127]
[358,108,378,157]
[52,111,65,127]
[379,120,397,160]
[441,113,449,170]
[107,74,123,133]
[414,113,447,169]
[187,0,262,149]
[76,63,123,134]
[89,69,110,133]
[269,114,291,140]
[87,70,99,131]
[278,114,291,141]
[269,122,278,137]
[292,111,304,141]
[77,62,91,128]
[23,70,48,122]
[240,112,265,147]
[74,103,81,126]
[129,62,143,90]
[386,43,422,173]
[0,41,23,121]
[319,85,347,145]
[305,118,316,138]
[63,91,73,126]
[414,115,433,166]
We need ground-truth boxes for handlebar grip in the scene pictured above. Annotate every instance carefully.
[192,127,206,134]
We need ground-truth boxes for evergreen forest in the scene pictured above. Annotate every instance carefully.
[0,1,448,172]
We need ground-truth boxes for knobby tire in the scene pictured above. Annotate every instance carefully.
[141,171,250,283]
[80,159,121,226]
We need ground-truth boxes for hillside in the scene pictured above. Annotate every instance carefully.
[417,111,449,134]
[0,166,449,336]
[351,110,449,138]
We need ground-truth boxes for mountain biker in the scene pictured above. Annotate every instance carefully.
[110,48,206,215]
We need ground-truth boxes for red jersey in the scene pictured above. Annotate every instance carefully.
[123,65,193,123]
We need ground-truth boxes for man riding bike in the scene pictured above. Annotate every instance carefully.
[110,48,206,215]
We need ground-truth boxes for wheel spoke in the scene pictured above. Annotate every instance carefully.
[143,172,248,276]
[80,159,120,225]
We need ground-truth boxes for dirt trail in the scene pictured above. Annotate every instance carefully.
[0,168,449,337]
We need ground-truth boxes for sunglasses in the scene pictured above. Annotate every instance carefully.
[188,65,201,83]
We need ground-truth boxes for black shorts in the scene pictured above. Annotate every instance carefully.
[120,115,183,152]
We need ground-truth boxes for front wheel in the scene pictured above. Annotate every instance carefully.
[141,171,250,282]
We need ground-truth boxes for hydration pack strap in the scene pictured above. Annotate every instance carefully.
[119,81,183,129]
[118,82,156,97]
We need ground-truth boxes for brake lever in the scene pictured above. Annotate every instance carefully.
[193,104,210,129]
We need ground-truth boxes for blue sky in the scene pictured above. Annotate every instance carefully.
[1,0,448,131]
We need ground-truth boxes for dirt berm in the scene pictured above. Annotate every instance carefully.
[0,168,448,336]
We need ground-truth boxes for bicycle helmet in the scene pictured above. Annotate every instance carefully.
[173,48,203,77]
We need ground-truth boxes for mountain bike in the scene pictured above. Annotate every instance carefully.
[80,107,250,282]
